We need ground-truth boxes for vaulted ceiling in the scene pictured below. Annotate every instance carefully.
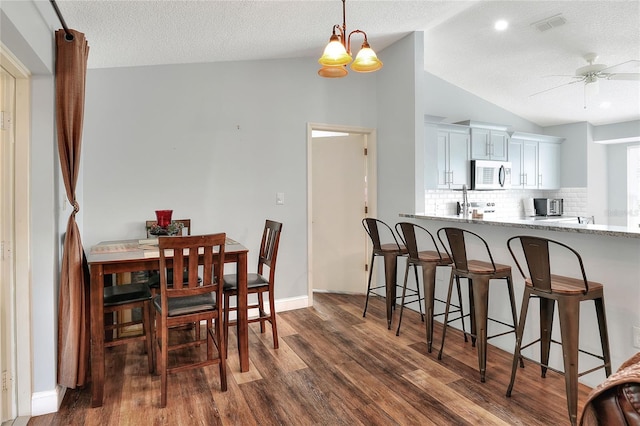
[54,0,640,127]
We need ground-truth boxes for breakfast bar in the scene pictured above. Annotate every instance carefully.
[400,212,640,388]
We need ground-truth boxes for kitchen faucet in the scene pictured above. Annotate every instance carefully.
[462,184,469,216]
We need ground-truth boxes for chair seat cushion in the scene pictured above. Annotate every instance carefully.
[153,293,217,317]
[148,270,202,289]
[104,283,151,307]
[223,273,268,291]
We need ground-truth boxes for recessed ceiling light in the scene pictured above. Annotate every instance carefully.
[494,20,509,31]
[600,101,612,109]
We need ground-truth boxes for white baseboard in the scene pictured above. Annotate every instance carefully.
[31,385,65,416]
[228,294,309,321]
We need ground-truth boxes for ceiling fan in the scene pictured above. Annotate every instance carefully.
[531,53,640,98]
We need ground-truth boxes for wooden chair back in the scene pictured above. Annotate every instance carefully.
[437,227,497,273]
[507,235,590,294]
[257,220,282,282]
[362,218,402,253]
[158,233,225,301]
[395,222,445,262]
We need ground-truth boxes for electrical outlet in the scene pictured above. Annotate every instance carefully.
[634,326,640,349]
[2,371,8,391]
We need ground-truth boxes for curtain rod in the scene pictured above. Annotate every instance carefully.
[49,0,74,41]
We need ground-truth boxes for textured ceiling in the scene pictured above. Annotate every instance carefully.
[53,0,640,127]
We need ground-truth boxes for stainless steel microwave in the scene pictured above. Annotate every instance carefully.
[470,160,512,190]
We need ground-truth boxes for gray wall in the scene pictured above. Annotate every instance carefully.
[1,1,61,397]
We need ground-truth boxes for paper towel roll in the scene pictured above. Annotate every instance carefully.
[523,198,535,216]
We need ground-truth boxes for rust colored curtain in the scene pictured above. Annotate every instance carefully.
[55,29,90,389]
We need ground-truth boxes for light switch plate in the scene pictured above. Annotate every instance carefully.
[634,326,640,348]
[276,192,285,205]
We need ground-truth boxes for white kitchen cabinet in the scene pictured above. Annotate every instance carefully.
[510,132,564,189]
[509,139,538,189]
[469,127,509,161]
[538,141,561,189]
[437,125,470,189]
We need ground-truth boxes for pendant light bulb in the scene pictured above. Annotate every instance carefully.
[318,34,352,67]
[350,41,383,73]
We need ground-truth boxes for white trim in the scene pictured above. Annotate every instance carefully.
[227,295,309,322]
[30,386,65,417]
[0,44,32,420]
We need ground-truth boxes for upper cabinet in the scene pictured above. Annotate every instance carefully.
[436,124,470,190]
[509,132,564,189]
[456,120,510,161]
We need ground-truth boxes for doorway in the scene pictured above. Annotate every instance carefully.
[307,123,377,305]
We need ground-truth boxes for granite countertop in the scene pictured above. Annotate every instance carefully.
[399,213,640,239]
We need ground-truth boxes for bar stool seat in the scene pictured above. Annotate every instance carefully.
[506,235,611,426]
[362,218,420,330]
[395,222,465,352]
[437,227,519,382]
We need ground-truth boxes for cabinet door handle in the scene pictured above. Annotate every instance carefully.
[538,174,542,186]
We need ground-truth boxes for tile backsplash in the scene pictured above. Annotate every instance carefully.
[425,187,587,218]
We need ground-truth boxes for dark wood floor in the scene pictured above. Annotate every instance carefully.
[29,293,591,425]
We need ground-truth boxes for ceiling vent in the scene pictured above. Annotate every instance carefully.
[531,13,567,32]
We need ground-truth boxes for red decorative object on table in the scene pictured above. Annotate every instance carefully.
[155,210,173,228]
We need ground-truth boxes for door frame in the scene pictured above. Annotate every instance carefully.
[306,122,377,306]
[1,44,32,420]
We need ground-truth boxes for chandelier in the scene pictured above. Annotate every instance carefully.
[317,0,383,78]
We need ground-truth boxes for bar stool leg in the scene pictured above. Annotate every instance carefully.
[539,298,556,378]
[383,252,398,330]
[594,296,612,376]
[413,264,425,322]
[454,276,468,342]
[438,271,456,360]
[507,287,532,397]
[395,262,412,336]
[471,277,491,382]
[557,298,580,426]
[420,263,437,351]
[467,279,477,347]
[362,253,376,318]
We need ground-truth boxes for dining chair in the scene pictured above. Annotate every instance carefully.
[102,266,154,374]
[437,227,519,382]
[394,222,464,352]
[153,233,228,407]
[506,235,611,426]
[223,220,282,357]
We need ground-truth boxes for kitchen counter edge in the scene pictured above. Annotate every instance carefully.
[399,213,640,239]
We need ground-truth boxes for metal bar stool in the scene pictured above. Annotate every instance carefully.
[437,227,519,382]
[362,218,420,329]
[395,222,467,352]
[506,235,612,426]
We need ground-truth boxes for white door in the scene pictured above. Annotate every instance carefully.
[312,133,368,294]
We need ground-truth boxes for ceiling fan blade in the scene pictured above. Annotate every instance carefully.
[529,79,583,97]
[606,72,640,81]
[600,59,640,73]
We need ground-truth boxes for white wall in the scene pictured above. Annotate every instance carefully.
[586,123,609,224]
[82,58,378,301]
[423,72,543,134]
[608,142,640,226]
[544,122,589,188]
[376,32,423,223]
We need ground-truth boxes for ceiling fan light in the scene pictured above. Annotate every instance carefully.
[318,65,348,78]
[318,35,352,67]
[585,79,599,96]
[351,43,383,73]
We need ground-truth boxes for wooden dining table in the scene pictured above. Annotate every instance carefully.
[86,237,249,407]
